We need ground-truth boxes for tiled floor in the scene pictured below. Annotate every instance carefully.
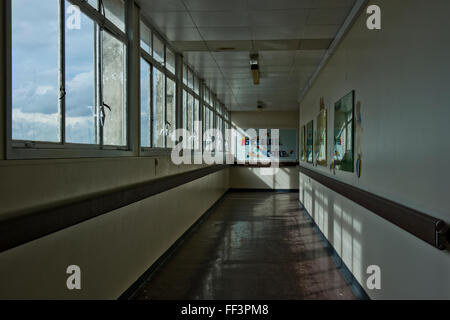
[132,191,356,300]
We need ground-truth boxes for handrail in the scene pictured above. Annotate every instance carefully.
[0,165,229,253]
[299,166,449,250]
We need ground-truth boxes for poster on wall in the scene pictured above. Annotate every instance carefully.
[333,91,355,172]
[236,128,298,163]
[315,109,327,166]
[300,126,306,162]
[306,121,314,163]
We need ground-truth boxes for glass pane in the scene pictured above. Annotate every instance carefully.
[194,76,199,94]
[183,64,188,85]
[334,91,354,172]
[187,93,193,140]
[153,35,164,64]
[166,78,176,148]
[152,68,165,147]
[188,68,193,89]
[11,0,60,142]
[140,59,150,147]
[88,0,98,9]
[140,20,151,54]
[65,6,97,144]
[102,31,127,146]
[166,47,175,74]
[182,90,188,148]
[104,0,125,33]
[194,98,200,150]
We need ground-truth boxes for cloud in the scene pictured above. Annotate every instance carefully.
[12,108,59,142]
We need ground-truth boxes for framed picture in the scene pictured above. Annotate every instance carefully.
[315,109,327,166]
[300,125,306,162]
[306,120,314,164]
[333,91,355,172]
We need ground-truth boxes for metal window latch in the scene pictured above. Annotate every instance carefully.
[100,103,112,127]
[59,87,66,100]
[165,121,171,136]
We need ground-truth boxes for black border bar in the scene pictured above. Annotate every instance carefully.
[0,165,229,253]
[299,166,448,250]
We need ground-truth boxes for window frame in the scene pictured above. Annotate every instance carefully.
[5,0,132,160]
[139,14,178,156]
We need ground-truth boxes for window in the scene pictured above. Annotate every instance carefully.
[65,7,97,144]
[140,20,152,55]
[166,48,175,74]
[193,98,200,150]
[153,68,165,147]
[166,78,176,148]
[153,35,164,65]
[140,59,151,148]
[103,0,125,33]
[194,76,200,95]
[102,31,127,146]
[10,0,127,151]
[183,64,188,86]
[11,0,60,142]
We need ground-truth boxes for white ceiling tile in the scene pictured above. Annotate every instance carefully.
[307,8,350,25]
[184,0,248,11]
[312,0,356,8]
[191,11,250,28]
[247,0,314,10]
[302,25,340,38]
[162,28,203,41]
[251,27,305,40]
[198,27,252,41]
[147,12,195,28]
[249,10,309,27]
[139,0,185,12]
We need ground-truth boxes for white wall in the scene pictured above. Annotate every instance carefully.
[299,0,450,299]
[231,166,298,190]
[0,168,229,299]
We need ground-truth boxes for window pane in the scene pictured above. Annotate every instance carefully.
[183,64,188,85]
[65,6,97,144]
[194,76,199,94]
[193,98,200,150]
[187,93,193,140]
[140,59,150,147]
[166,47,175,74]
[104,0,125,33]
[153,68,165,147]
[88,0,98,9]
[153,35,164,64]
[140,21,151,54]
[11,0,60,142]
[102,31,127,146]
[188,68,193,89]
[166,78,176,148]
[183,90,187,146]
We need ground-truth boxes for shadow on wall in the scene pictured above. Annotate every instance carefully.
[299,172,364,290]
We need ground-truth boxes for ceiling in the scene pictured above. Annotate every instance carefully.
[139,0,357,111]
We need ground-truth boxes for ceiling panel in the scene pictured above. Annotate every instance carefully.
[191,11,250,28]
[184,0,248,12]
[139,0,358,111]
[146,12,195,28]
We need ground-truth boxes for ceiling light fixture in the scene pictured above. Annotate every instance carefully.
[250,54,259,85]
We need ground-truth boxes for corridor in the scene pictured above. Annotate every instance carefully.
[131,192,356,300]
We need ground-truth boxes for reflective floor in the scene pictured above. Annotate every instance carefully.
[132,191,356,300]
